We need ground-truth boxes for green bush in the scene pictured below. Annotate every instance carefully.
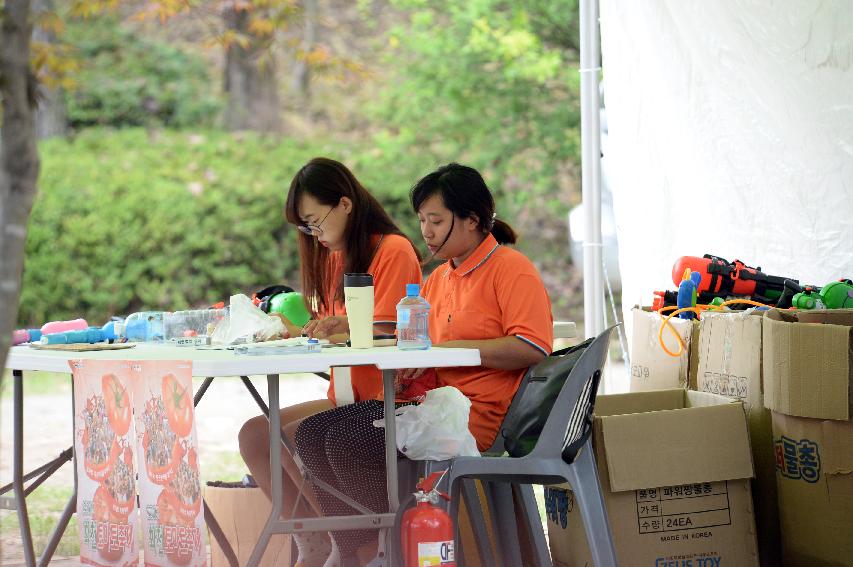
[63,18,222,129]
[20,129,332,325]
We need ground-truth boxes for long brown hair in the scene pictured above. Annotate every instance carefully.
[285,157,418,314]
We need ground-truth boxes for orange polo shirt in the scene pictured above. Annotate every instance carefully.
[323,234,422,405]
[422,233,553,450]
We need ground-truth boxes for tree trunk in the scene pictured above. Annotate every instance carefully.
[0,0,41,382]
[33,0,66,139]
[222,6,282,133]
[292,0,317,102]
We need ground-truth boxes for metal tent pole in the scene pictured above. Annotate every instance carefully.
[579,0,606,343]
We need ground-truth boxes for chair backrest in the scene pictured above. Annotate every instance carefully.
[527,326,616,463]
[489,337,594,457]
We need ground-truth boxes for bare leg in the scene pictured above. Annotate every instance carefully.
[238,398,333,518]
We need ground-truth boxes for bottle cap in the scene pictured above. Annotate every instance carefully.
[344,273,373,287]
[406,283,420,296]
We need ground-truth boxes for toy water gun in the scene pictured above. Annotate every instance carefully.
[652,289,738,311]
[13,318,89,345]
[784,279,853,310]
[676,269,702,320]
[40,321,121,345]
[672,255,794,305]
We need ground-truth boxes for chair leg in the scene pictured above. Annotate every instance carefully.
[487,482,523,567]
[567,444,618,567]
[453,478,497,567]
[515,484,552,567]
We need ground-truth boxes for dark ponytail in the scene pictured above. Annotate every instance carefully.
[410,163,517,245]
[490,218,517,245]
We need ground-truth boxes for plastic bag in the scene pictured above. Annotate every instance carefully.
[211,294,285,345]
[375,386,480,460]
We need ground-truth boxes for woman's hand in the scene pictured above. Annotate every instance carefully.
[303,316,349,339]
[269,312,300,339]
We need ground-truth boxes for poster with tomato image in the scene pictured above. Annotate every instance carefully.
[71,359,138,567]
[131,361,207,567]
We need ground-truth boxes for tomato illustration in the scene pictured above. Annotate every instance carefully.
[161,373,193,438]
[101,373,131,437]
[157,488,180,525]
[157,489,194,566]
[92,485,126,562]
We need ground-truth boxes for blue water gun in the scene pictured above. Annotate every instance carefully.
[40,321,121,345]
[676,269,702,320]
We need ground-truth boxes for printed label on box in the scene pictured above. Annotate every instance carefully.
[774,435,820,483]
[699,371,750,400]
[636,482,732,534]
[545,486,574,529]
[652,552,723,566]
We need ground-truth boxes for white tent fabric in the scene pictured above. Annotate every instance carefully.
[598,0,853,350]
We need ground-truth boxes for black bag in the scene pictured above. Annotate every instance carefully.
[500,338,593,458]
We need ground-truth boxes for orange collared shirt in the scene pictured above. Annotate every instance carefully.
[422,233,554,450]
[322,234,422,404]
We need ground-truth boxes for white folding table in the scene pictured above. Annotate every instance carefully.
[3,343,481,567]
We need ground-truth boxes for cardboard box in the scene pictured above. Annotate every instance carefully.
[696,311,780,566]
[771,412,853,567]
[762,308,853,420]
[204,484,292,567]
[547,389,758,567]
[631,307,700,392]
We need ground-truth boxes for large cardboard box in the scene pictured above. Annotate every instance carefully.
[547,389,759,567]
[631,307,700,392]
[204,484,292,567]
[771,412,853,567]
[696,311,780,566]
[761,308,853,566]
[762,308,853,420]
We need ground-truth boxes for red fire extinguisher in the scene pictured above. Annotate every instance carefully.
[401,471,456,567]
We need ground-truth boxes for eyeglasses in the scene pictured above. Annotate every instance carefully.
[296,207,333,236]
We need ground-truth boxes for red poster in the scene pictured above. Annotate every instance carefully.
[72,360,139,567]
[131,361,207,567]
[72,359,207,567]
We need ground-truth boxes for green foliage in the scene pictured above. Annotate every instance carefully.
[62,17,222,129]
[19,128,336,326]
[376,0,581,209]
[362,0,583,316]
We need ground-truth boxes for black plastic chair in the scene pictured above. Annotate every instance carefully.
[447,327,618,567]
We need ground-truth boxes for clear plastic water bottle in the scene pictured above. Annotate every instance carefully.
[118,311,165,342]
[396,283,431,350]
[164,308,228,341]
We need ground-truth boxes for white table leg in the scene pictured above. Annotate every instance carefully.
[246,373,282,567]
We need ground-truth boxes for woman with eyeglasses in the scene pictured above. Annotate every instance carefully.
[294,163,554,567]
[239,157,422,567]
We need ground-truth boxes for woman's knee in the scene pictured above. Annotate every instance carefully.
[238,414,270,458]
[324,412,384,465]
[293,410,329,456]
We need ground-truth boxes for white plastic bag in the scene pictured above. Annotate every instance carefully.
[375,386,480,460]
[211,294,285,345]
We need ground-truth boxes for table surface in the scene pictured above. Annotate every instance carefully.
[5,342,482,375]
